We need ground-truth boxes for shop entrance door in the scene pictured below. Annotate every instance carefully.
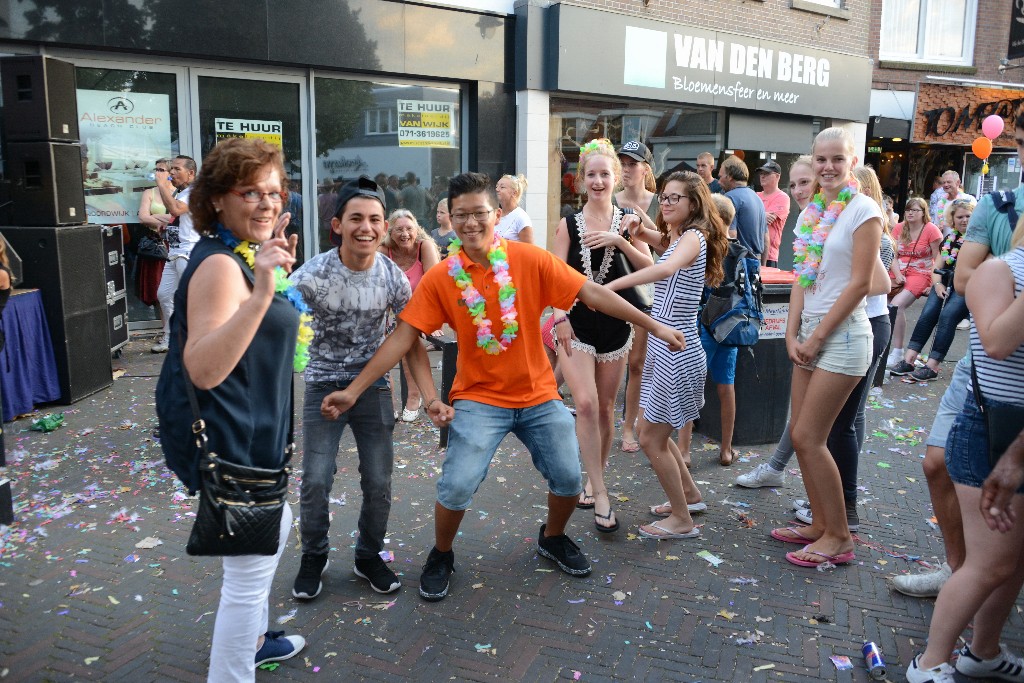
[191,70,309,263]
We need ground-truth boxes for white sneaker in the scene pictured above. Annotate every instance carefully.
[957,318,970,330]
[886,348,904,368]
[151,339,169,354]
[956,643,1024,682]
[891,562,952,597]
[793,505,860,531]
[735,462,785,488]
[791,498,808,511]
[906,655,957,683]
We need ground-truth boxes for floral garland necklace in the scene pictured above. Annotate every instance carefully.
[447,234,519,354]
[940,230,963,266]
[792,179,858,288]
[215,225,313,372]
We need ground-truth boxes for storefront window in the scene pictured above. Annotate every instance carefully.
[965,154,1022,198]
[879,0,976,66]
[75,67,179,326]
[549,97,723,231]
[313,77,461,254]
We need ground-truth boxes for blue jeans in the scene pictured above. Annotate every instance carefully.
[946,392,1024,493]
[299,378,395,559]
[907,288,968,362]
[438,400,582,510]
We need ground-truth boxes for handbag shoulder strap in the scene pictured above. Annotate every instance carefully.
[969,356,986,416]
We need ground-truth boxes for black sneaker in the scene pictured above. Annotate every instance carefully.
[419,547,455,601]
[537,524,592,576]
[354,556,401,594]
[845,499,861,530]
[911,366,939,382]
[292,553,329,600]
[889,360,916,376]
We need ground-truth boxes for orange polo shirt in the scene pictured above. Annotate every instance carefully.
[400,239,586,408]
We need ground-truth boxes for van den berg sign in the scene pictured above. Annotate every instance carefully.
[551,5,871,121]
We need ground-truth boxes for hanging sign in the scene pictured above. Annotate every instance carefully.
[215,118,283,147]
[397,100,454,148]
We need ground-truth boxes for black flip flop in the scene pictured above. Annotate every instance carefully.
[576,493,595,510]
[595,509,619,533]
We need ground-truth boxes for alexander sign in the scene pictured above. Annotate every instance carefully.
[548,5,871,120]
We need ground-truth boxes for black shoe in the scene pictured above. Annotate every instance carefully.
[354,556,401,594]
[889,360,915,376]
[292,553,329,600]
[419,547,455,601]
[845,499,861,530]
[537,524,592,576]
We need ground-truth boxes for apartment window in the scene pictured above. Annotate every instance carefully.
[879,0,976,66]
[365,108,396,135]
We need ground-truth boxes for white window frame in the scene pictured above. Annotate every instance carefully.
[365,108,396,135]
[879,0,977,67]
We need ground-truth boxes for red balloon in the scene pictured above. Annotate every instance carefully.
[972,137,993,160]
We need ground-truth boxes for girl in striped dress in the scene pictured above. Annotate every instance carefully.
[606,171,728,539]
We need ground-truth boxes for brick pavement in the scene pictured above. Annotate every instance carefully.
[1,325,1021,682]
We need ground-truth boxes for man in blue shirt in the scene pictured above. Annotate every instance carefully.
[719,155,767,264]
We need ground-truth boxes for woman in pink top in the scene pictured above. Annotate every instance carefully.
[886,197,942,368]
[380,209,440,420]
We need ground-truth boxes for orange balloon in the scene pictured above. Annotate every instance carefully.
[972,136,993,160]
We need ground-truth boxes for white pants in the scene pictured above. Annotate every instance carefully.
[157,256,189,341]
[207,503,292,683]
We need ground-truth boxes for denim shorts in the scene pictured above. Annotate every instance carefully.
[945,391,1024,493]
[437,399,582,510]
[926,355,970,448]
[699,325,737,385]
[797,309,872,376]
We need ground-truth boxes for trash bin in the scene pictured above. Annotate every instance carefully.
[695,269,794,446]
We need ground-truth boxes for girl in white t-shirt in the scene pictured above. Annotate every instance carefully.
[495,174,534,243]
[771,127,887,569]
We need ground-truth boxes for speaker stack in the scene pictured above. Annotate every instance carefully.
[1,56,112,409]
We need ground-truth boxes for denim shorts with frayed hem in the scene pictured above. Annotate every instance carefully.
[945,391,1024,493]
[437,399,582,510]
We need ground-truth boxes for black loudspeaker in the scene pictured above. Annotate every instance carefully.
[0,56,79,142]
[3,225,112,404]
[4,142,87,225]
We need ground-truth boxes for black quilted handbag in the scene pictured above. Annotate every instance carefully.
[179,341,293,557]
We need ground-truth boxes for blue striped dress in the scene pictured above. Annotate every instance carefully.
[640,229,707,428]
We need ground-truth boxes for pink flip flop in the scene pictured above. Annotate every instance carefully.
[785,545,855,568]
[770,526,816,544]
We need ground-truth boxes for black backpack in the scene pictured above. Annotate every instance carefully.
[989,190,1019,229]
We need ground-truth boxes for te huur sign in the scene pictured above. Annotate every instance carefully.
[549,4,871,121]
[912,83,1024,148]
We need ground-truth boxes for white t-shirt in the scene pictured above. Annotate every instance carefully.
[801,192,883,318]
[166,185,200,257]
[496,206,532,241]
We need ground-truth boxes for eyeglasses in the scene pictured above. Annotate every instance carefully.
[154,168,167,173]
[658,193,688,205]
[450,209,495,225]
[229,189,284,203]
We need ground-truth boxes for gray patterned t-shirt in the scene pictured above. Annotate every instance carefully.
[289,250,412,383]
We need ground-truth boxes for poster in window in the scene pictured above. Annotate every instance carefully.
[397,100,453,148]
[215,119,283,147]
[76,90,173,225]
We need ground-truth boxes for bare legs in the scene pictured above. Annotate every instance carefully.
[676,382,735,465]
[433,492,578,552]
[621,325,648,449]
[916,485,1024,669]
[558,345,628,529]
[782,365,860,561]
[922,445,966,570]
[890,289,919,351]
[639,419,701,535]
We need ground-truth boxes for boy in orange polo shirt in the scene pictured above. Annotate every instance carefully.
[321,172,686,602]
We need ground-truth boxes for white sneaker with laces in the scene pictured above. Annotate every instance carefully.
[891,562,952,597]
[957,318,970,330]
[886,348,904,369]
[151,338,169,354]
[956,643,1024,682]
[735,462,786,488]
[906,655,957,683]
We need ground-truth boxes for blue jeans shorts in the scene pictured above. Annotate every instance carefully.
[438,399,582,510]
[946,391,1024,493]
[699,326,737,385]
[926,354,970,448]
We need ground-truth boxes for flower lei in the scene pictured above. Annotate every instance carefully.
[447,235,518,354]
[940,231,962,266]
[792,179,858,288]
[215,225,313,372]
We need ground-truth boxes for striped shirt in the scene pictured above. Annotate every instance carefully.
[971,246,1024,406]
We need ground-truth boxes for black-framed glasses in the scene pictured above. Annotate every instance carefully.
[658,193,688,205]
[450,209,495,225]
[229,189,284,204]
[154,168,167,173]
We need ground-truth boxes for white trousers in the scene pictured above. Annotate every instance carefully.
[207,503,292,683]
[157,256,189,340]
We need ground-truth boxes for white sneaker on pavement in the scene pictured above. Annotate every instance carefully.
[735,462,785,488]
[891,562,952,598]
[956,643,1024,682]
[906,655,957,683]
